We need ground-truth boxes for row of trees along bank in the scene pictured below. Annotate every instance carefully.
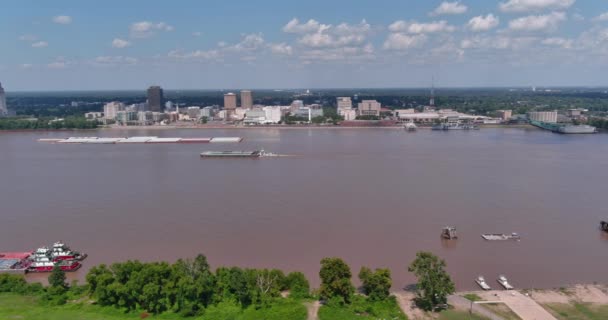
[0,251,455,317]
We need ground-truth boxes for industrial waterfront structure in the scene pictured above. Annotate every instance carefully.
[528,111,558,123]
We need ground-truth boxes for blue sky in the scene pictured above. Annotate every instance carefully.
[1,0,608,90]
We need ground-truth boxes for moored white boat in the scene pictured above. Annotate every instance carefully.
[497,275,514,290]
[475,276,491,290]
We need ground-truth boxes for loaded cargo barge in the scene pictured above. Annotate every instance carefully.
[530,121,597,134]
[200,150,270,158]
[38,136,243,144]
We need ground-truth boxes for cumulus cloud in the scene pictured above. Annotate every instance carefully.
[19,34,38,41]
[499,0,575,13]
[112,38,131,48]
[509,12,566,32]
[227,33,265,52]
[192,32,202,37]
[460,35,536,50]
[383,33,427,50]
[388,20,456,33]
[593,12,608,22]
[541,37,573,48]
[431,1,468,16]
[130,21,174,38]
[269,43,293,55]
[467,14,500,32]
[298,44,375,62]
[282,18,330,34]
[53,15,72,24]
[283,19,371,49]
[31,41,48,48]
[168,49,220,60]
[94,56,138,65]
[47,61,67,69]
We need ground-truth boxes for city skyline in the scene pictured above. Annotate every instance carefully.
[2,0,608,90]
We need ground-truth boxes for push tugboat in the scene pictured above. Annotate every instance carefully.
[50,241,87,261]
[28,247,81,272]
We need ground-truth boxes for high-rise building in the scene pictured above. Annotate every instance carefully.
[240,90,253,109]
[224,93,237,110]
[0,82,7,115]
[357,100,381,117]
[147,86,165,112]
[103,102,125,120]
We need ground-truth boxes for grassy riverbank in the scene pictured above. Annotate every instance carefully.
[0,293,308,320]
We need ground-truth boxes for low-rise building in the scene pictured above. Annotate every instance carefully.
[187,107,201,120]
[496,110,513,121]
[358,100,381,117]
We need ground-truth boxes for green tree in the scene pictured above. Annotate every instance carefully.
[358,267,392,301]
[319,257,354,303]
[48,265,67,289]
[408,251,455,311]
[285,272,310,298]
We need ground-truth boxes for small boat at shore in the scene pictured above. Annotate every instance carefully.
[404,122,417,131]
[476,276,491,290]
[497,275,514,290]
[481,233,520,241]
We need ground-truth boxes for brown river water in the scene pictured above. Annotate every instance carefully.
[1,127,607,291]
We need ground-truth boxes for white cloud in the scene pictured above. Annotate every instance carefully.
[282,18,330,34]
[269,43,293,55]
[460,35,537,50]
[228,33,265,52]
[31,41,48,48]
[499,0,575,13]
[541,37,573,48]
[285,19,371,48]
[48,62,67,69]
[94,56,138,65]
[298,44,375,62]
[111,38,131,48]
[192,32,202,37]
[130,21,174,38]
[467,14,500,32]
[19,34,37,41]
[20,64,33,69]
[168,49,220,60]
[431,1,468,16]
[388,20,456,34]
[53,15,72,24]
[383,33,427,50]
[593,12,608,22]
[509,12,566,32]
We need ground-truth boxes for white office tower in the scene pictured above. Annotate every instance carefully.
[0,82,7,115]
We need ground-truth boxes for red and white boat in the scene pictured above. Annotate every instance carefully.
[50,241,87,261]
[27,247,81,273]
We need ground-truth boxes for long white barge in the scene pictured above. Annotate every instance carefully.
[38,136,243,144]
